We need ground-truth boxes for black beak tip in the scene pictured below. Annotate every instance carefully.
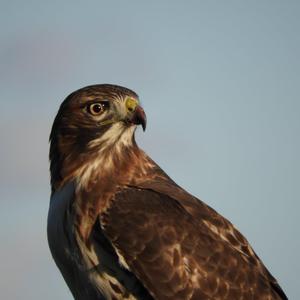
[142,119,146,131]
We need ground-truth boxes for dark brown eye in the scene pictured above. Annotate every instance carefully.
[87,102,108,115]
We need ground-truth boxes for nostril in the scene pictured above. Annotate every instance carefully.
[125,97,138,113]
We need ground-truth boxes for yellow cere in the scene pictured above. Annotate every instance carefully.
[125,97,139,112]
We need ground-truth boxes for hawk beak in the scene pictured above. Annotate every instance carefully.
[130,105,147,131]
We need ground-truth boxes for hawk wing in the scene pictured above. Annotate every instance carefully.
[100,182,287,300]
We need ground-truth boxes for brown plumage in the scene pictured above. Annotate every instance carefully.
[47,84,287,300]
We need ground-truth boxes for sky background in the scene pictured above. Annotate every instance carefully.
[0,1,299,299]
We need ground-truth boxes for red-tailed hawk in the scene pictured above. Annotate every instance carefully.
[47,84,287,300]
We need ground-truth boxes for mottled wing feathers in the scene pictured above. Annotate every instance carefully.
[100,187,284,300]
[134,179,287,300]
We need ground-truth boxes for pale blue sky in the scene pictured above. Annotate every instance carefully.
[0,1,299,299]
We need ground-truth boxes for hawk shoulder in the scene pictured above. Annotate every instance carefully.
[100,184,285,300]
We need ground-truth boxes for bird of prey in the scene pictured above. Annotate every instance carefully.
[47,84,287,300]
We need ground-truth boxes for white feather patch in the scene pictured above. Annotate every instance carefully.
[76,122,136,189]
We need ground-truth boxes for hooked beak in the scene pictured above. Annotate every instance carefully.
[129,105,147,131]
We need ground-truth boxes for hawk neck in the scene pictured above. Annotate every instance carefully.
[72,144,156,241]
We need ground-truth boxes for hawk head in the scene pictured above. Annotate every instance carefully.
[49,84,146,191]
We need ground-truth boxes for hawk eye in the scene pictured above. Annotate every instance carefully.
[87,102,108,115]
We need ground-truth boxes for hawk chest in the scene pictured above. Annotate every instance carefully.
[47,183,144,300]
